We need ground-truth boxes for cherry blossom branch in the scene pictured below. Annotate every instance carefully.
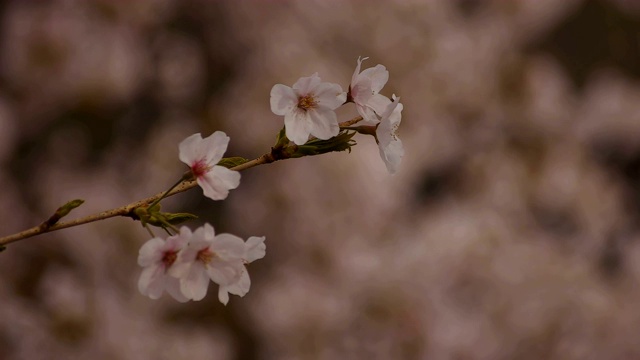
[0,116,363,248]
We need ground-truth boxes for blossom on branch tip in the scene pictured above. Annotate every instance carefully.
[270,73,347,145]
[350,57,390,124]
[137,228,191,302]
[179,132,241,201]
[376,96,404,175]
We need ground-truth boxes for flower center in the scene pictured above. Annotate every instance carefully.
[297,94,317,111]
[197,248,215,265]
[162,251,178,268]
[191,159,211,178]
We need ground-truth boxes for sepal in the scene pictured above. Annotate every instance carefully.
[291,131,357,157]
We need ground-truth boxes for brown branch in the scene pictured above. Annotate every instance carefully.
[0,116,363,247]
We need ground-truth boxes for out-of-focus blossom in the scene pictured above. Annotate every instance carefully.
[179,132,241,201]
[137,228,190,302]
[349,56,390,124]
[376,96,403,175]
[270,73,346,145]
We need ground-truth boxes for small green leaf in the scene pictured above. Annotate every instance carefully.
[217,157,250,169]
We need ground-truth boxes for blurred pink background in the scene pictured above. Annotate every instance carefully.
[2,0,640,359]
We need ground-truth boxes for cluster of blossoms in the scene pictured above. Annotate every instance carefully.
[138,132,264,305]
[138,224,265,305]
[270,56,404,174]
[137,57,402,305]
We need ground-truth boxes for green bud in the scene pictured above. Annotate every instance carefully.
[164,212,198,225]
[274,126,289,149]
[56,199,85,218]
[291,131,357,158]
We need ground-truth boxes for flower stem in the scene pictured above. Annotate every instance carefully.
[147,177,187,210]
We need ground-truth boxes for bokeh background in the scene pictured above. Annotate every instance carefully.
[2,0,640,359]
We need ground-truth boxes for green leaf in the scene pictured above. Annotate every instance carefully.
[217,157,250,169]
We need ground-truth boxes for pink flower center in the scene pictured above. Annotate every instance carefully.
[191,159,210,178]
[162,250,178,268]
[197,248,214,265]
[297,94,317,111]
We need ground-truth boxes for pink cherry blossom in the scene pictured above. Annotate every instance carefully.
[137,227,191,302]
[179,132,241,201]
[350,57,390,124]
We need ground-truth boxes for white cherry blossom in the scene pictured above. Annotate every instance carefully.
[179,132,241,201]
[376,96,404,175]
[217,236,266,305]
[350,57,390,124]
[137,227,191,302]
[270,73,347,145]
[169,223,247,303]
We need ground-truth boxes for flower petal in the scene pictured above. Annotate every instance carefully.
[165,277,190,303]
[284,108,313,145]
[376,100,404,175]
[244,236,266,263]
[201,131,230,165]
[360,64,389,93]
[218,286,230,305]
[197,166,241,201]
[292,73,321,94]
[356,103,379,125]
[369,94,392,116]
[207,259,244,286]
[270,84,298,116]
[178,133,203,166]
[217,268,251,305]
[379,136,404,175]
[138,265,165,299]
[351,56,368,86]
[180,262,210,301]
[138,238,165,266]
[308,108,339,140]
[212,233,246,260]
[314,82,346,110]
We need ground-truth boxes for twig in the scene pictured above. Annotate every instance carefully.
[0,116,363,247]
